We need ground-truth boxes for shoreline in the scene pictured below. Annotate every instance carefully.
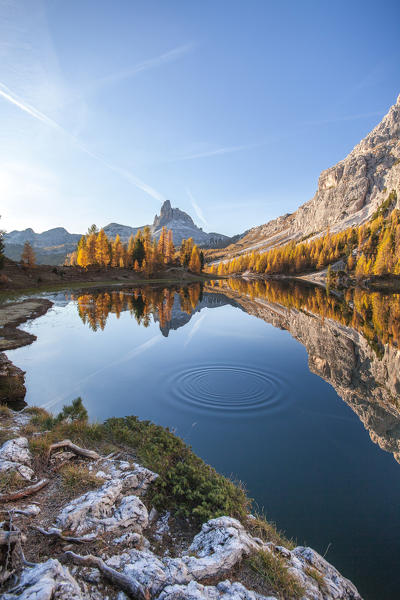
[0,404,362,600]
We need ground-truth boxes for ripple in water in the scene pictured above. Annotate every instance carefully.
[167,363,291,416]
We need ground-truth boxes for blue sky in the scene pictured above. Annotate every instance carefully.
[0,0,399,236]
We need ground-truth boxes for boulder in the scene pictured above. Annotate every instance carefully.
[0,437,34,481]
[56,479,148,534]
[3,559,83,599]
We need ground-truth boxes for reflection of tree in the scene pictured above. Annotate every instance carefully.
[75,283,203,332]
[224,278,400,351]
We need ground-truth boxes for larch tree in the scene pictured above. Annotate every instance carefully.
[111,234,124,267]
[86,233,97,265]
[77,245,89,269]
[165,229,175,264]
[95,229,111,268]
[21,241,36,267]
[189,245,201,273]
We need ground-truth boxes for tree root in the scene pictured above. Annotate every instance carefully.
[63,551,150,599]
[0,478,49,503]
[32,526,96,544]
[47,440,100,462]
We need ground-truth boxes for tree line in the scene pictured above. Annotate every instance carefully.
[207,190,400,280]
[67,225,204,275]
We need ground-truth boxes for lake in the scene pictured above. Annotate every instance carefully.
[6,280,400,600]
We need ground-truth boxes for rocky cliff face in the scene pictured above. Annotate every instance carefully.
[221,94,400,258]
[152,200,231,248]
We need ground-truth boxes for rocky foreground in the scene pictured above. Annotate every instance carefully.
[0,410,362,600]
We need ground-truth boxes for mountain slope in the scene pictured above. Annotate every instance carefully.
[213,94,400,260]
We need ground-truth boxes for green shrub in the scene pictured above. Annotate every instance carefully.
[104,416,250,524]
[56,397,88,424]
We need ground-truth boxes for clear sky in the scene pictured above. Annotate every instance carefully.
[1,0,399,236]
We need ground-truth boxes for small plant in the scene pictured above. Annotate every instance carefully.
[305,565,326,589]
[247,549,305,599]
[56,397,88,424]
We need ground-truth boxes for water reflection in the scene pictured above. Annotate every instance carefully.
[211,278,400,463]
[71,279,400,463]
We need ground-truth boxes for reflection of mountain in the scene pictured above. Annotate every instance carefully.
[211,281,400,464]
[154,293,242,337]
[74,284,242,337]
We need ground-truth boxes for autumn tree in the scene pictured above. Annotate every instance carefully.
[95,229,111,268]
[86,233,97,265]
[189,245,201,273]
[165,229,175,264]
[111,234,124,267]
[21,241,36,267]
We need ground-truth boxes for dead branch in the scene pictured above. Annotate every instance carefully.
[63,551,150,600]
[0,478,49,503]
[47,440,100,462]
[32,526,96,544]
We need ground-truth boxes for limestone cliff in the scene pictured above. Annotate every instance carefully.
[222,94,400,258]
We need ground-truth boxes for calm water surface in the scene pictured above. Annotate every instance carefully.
[7,281,400,600]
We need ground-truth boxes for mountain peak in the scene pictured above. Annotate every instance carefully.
[153,200,195,229]
[160,199,172,213]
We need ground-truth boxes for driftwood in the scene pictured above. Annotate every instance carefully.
[32,526,96,544]
[0,478,49,503]
[64,551,150,600]
[48,440,100,462]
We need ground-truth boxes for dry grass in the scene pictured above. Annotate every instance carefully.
[59,463,104,494]
[0,470,25,493]
[246,513,295,549]
[247,549,305,599]
[0,404,11,417]
[305,565,326,589]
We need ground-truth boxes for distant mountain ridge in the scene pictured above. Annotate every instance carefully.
[4,200,235,265]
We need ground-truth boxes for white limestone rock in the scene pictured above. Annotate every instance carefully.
[0,437,34,481]
[3,558,83,599]
[156,580,277,599]
[106,517,265,597]
[289,546,362,600]
[56,480,148,534]
[154,511,170,540]
[185,517,264,579]
[95,459,158,494]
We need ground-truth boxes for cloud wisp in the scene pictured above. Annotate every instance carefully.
[169,141,264,162]
[303,111,384,127]
[0,82,164,203]
[186,188,208,228]
[86,43,195,93]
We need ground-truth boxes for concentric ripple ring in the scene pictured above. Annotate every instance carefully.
[167,363,291,416]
